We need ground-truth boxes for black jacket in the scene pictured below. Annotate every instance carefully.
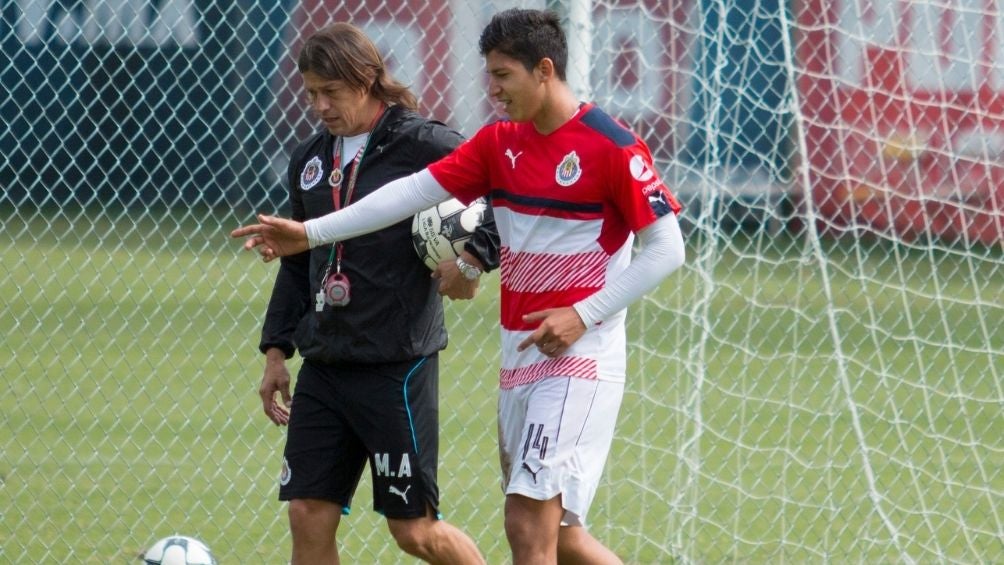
[258,105,500,364]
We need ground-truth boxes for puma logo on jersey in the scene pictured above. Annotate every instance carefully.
[648,192,671,216]
[505,148,523,168]
[389,484,411,503]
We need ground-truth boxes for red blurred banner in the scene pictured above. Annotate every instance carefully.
[798,0,1004,246]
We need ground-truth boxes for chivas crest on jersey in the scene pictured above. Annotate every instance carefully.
[555,151,582,187]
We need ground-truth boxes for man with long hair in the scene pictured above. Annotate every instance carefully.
[251,23,495,565]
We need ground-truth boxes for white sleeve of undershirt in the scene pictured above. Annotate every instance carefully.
[304,169,451,247]
[572,212,686,327]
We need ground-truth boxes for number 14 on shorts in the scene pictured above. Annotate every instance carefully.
[520,423,549,483]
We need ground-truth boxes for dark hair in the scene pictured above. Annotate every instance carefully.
[478,9,568,80]
[297,22,418,110]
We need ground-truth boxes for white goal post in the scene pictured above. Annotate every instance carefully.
[2,0,1001,563]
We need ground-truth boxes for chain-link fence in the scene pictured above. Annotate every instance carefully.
[3,0,1002,563]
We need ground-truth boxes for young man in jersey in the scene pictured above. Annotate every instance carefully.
[252,23,495,565]
[233,9,686,565]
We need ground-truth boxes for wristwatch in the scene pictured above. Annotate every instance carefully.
[455,256,483,281]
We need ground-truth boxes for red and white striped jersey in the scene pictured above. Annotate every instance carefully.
[428,103,682,389]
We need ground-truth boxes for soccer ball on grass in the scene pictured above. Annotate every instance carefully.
[142,535,217,565]
[411,197,487,270]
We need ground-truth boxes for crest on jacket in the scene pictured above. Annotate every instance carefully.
[300,156,324,190]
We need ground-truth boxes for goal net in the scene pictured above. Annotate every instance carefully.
[2,0,1000,563]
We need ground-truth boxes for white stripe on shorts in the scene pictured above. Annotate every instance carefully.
[497,376,624,527]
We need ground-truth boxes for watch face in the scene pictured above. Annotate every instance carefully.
[457,257,480,280]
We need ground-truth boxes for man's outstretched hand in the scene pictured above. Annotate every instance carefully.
[231,214,310,262]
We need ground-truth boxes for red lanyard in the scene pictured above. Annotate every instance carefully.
[329,136,366,209]
[325,136,365,274]
[325,105,384,274]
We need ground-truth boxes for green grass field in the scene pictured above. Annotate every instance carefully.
[2,207,1002,563]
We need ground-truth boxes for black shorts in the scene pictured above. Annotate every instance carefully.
[278,355,441,519]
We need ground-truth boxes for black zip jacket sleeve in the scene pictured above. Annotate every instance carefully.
[256,137,315,359]
[464,197,500,273]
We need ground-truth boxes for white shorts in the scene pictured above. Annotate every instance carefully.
[497,376,624,527]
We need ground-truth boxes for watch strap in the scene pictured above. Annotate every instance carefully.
[456,256,482,280]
